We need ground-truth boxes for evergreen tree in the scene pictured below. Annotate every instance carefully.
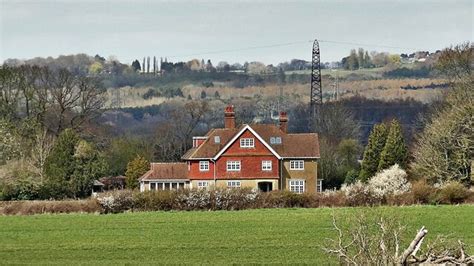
[214,91,220,99]
[43,128,80,198]
[378,120,408,171]
[364,51,372,68]
[357,48,365,68]
[146,56,150,73]
[125,155,149,189]
[70,140,107,198]
[131,60,141,72]
[347,49,359,70]
[200,90,207,99]
[359,123,388,181]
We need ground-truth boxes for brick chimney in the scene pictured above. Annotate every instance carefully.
[224,105,235,129]
[279,111,288,133]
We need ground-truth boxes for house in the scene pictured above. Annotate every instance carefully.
[139,106,321,193]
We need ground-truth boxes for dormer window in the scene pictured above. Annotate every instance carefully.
[270,137,282,144]
[214,136,220,144]
[240,138,254,148]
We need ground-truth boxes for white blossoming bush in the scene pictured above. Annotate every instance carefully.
[214,188,259,210]
[96,190,133,213]
[175,189,212,210]
[368,164,411,199]
[341,164,411,205]
[341,181,378,206]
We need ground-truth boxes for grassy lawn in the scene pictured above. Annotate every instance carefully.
[0,205,473,264]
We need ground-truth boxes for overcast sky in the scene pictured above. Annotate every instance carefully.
[1,0,472,65]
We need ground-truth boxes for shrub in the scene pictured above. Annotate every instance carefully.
[259,190,317,208]
[213,188,258,210]
[319,190,347,207]
[142,88,160,99]
[341,181,379,206]
[438,181,469,204]
[344,169,359,185]
[368,164,411,200]
[386,192,415,206]
[0,200,100,215]
[411,179,436,204]
[96,189,133,213]
[133,190,176,211]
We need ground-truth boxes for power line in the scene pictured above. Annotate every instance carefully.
[163,39,423,60]
[318,40,420,50]
[166,40,312,59]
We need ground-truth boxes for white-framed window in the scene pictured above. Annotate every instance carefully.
[262,160,272,171]
[214,136,220,144]
[290,160,304,170]
[289,180,305,194]
[197,181,209,189]
[240,138,254,148]
[226,161,241,171]
[270,137,276,144]
[317,180,323,193]
[199,161,209,171]
[227,180,241,188]
[149,182,185,191]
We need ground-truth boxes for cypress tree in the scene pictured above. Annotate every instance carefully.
[359,123,388,181]
[378,119,408,171]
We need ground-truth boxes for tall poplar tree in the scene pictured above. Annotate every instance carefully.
[378,119,408,171]
[359,123,388,181]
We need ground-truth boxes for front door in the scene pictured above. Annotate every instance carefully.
[258,182,273,192]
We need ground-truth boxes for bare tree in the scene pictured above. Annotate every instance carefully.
[29,129,55,182]
[0,66,22,119]
[154,101,210,161]
[323,213,473,265]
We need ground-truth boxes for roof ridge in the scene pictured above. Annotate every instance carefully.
[287,133,318,135]
[151,162,187,165]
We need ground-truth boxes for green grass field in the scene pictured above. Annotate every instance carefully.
[1,205,473,264]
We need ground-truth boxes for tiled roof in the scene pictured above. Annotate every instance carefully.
[181,126,243,159]
[139,163,188,181]
[251,124,320,158]
[181,123,320,160]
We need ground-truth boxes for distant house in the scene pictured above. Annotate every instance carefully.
[99,176,126,190]
[139,106,321,193]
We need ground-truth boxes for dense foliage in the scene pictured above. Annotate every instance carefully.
[125,155,149,189]
[411,43,473,185]
[378,120,408,170]
[359,123,388,181]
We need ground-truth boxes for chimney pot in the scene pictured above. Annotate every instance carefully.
[279,111,288,133]
[224,105,235,129]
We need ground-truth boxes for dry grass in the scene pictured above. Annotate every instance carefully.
[338,78,445,103]
[105,86,167,108]
[105,78,445,108]
[0,200,100,215]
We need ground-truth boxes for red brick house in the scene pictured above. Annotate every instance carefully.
[139,106,321,193]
